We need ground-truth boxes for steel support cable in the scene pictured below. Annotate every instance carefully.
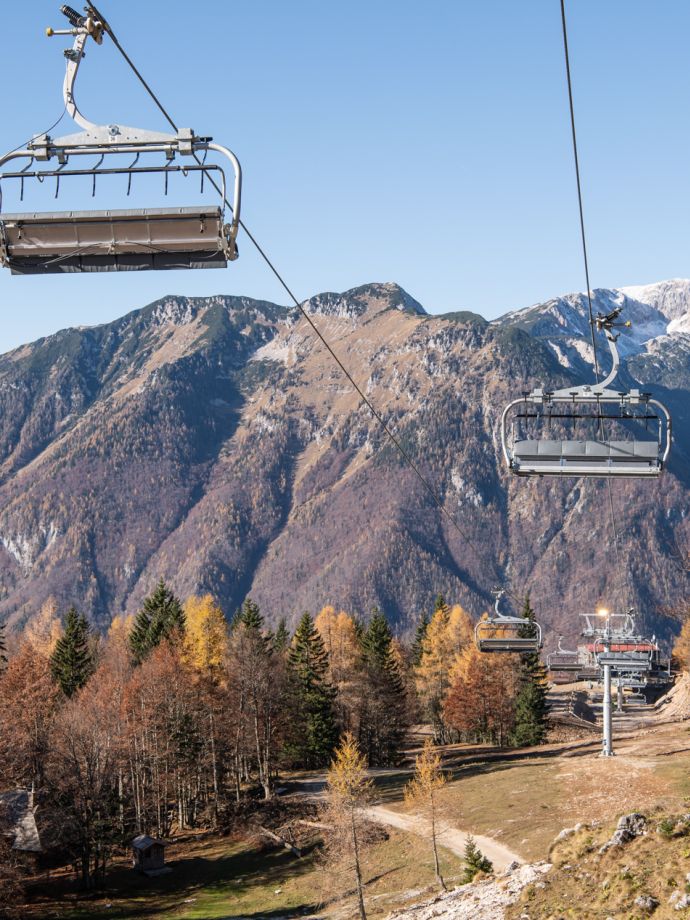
[560,0,601,382]
[561,1,635,629]
[85,2,519,605]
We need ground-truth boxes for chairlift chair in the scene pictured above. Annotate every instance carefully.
[501,307,671,477]
[547,635,581,672]
[594,636,653,673]
[0,6,241,274]
[474,589,543,654]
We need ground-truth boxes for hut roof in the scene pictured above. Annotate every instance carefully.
[0,789,41,853]
[132,835,167,851]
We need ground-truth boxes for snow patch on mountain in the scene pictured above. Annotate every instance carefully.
[620,279,690,322]
[498,280,690,375]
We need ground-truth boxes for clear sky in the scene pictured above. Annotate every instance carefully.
[0,1,688,351]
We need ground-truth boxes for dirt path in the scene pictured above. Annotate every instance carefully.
[363,805,523,872]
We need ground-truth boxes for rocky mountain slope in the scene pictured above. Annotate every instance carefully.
[0,280,688,642]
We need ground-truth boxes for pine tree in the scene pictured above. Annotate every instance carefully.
[238,597,263,630]
[50,607,95,697]
[510,594,550,747]
[287,613,338,768]
[273,618,291,652]
[360,609,408,766]
[434,594,450,618]
[129,580,185,665]
[411,612,429,667]
[462,835,493,883]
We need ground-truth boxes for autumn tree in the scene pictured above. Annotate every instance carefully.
[130,580,185,664]
[50,606,95,697]
[359,610,408,766]
[315,606,364,735]
[48,670,122,888]
[25,597,62,656]
[443,645,519,746]
[322,733,373,920]
[0,643,61,789]
[404,739,447,891]
[287,613,337,768]
[226,598,285,798]
[510,595,550,747]
[122,642,205,835]
[672,615,690,670]
[416,599,474,741]
[180,594,230,826]
[182,594,228,676]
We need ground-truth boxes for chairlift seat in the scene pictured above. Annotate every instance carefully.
[476,636,542,653]
[475,618,542,654]
[547,654,582,672]
[597,652,652,672]
[511,438,661,477]
[0,206,236,274]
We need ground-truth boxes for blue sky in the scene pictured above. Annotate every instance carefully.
[0,1,688,350]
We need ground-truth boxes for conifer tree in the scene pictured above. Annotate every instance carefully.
[50,607,95,697]
[434,594,450,618]
[273,618,291,652]
[287,613,337,767]
[462,835,493,882]
[510,594,549,747]
[238,597,263,630]
[129,580,185,665]
[0,619,6,670]
[359,609,408,766]
[411,612,429,667]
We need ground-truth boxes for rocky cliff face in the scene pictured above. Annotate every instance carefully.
[0,280,687,643]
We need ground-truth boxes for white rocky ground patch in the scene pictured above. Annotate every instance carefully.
[385,862,552,920]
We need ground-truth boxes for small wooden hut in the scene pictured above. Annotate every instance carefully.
[131,835,168,875]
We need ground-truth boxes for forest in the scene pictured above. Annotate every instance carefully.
[0,585,548,903]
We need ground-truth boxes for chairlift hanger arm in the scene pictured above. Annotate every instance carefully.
[0,5,242,251]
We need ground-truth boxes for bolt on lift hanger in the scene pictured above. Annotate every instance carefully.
[0,5,242,274]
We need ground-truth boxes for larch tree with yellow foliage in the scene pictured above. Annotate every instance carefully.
[25,597,62,656]
[415,596,474,741]
[322,732,373,920]
[672,612,690,671]
[404,738,447,891]
[315,606,363,733]
[182,594,228,677]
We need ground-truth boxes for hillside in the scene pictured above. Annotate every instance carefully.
[0,280,688,641]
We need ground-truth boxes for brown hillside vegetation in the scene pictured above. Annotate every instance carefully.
[0,282,688,640]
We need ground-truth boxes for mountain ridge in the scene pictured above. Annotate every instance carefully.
[0,279,688,645]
